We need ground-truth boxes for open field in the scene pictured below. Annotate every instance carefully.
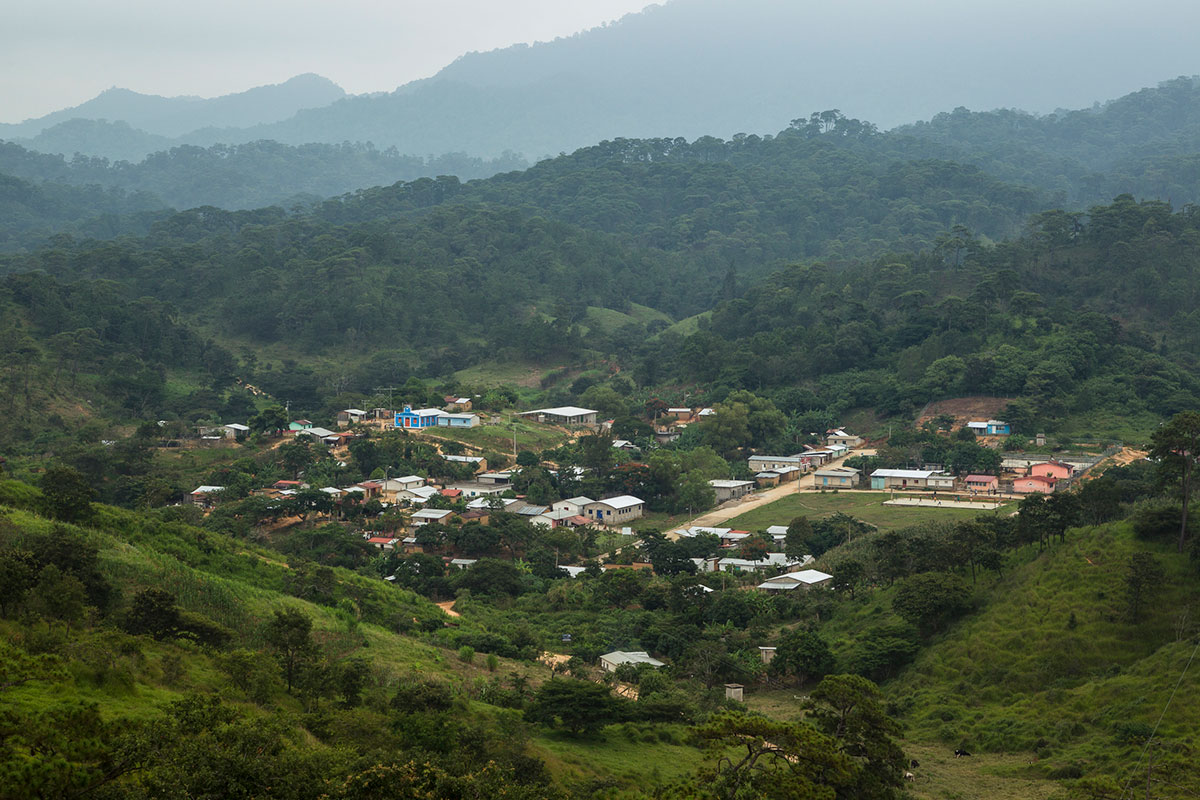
[723,491,1014,532]
[421,416,575,455]
[531,725,704,791]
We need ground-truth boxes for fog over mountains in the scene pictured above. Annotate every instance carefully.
[5,0,1200,163]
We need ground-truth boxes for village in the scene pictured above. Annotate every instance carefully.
[181,394,1114,605]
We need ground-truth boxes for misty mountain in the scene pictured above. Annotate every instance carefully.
[174,0,1200,159]
[0,73,345,140]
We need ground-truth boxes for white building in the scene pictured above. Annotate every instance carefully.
[599,651,665,672]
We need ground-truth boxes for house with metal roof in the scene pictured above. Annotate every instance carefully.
[814,466,861,488]
[709,479,756,503]
[757,568,833,591]
[519,406,599,426]
[583,495,645,525]
[599,651,665,672]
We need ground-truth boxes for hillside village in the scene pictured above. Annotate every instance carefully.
[180,393,1118,600]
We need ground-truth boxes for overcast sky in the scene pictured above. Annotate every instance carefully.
[1,0,653,123]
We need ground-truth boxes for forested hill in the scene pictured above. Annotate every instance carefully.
[894,76,1200,206]
[0,139,528,229]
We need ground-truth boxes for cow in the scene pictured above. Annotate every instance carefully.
[910,759,920,768]
[954,749,972,758]
[904,771,915,782]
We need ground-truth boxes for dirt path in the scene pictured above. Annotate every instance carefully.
[436,600,461,618]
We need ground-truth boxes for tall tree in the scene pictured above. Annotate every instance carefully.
[1149,411,1200,553]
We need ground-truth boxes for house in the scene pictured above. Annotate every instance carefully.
[355,481,383,499]
[223,423,250,441]
[544,509,591,527]
[513,504,556,528]
[964,474,999,493]
[436,412,479,428]
[870,469,936,490]
[1030,460,1073,481]
[813,466,860,488]
[519,406,599,427]
[477,472,512,486]
[583,495,645,525]
[748,454,807,473]
[289,419,314,431]
[599,651,665,672]
[709,479,756,503]
[385,475,426,492]
[757,569,833,591]
[444,396,473,412]
[444,454,487,472]
[612,439,638,451]
[927,472,956,490]
[395,406,442,430]
[560,566,588,578]
[297,427,339,444]
[967,419,1011,436]
[755,472,781,488]
[337,408,368,428]
[448,558,478,569]
[187,485,225,507]
[440,488,462,499]
[272,479,305,491]
[826,429,863,448]
[553,496,596,516]
[396,485,441,504]
[718,553,804,572]
[448,482,508,498]
[665,407,693,421]
[1014,475,1057,494]
[410,508,455,527]
[366,536,397,551]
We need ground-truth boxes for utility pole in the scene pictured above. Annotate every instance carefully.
[374,386,401,409]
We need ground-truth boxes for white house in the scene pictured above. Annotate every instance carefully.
[553,496,595,516]
[583,495,645,525]
[826,429,863,448]
[599,651,665,672]
[748,454,807,472]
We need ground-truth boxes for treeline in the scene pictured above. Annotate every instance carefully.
[0,138,529,225]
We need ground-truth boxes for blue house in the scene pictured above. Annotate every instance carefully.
[966,419,1011,436]
[395,406,442,430]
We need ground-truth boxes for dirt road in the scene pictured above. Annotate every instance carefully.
[668,451,862,536]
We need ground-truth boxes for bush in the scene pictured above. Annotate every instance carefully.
[458,646,475,664]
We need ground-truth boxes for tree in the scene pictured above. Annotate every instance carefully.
[39,464,96,523]
[806,674,906,799]
[672,710,854,800]
[831,559,865,597]
[0,549,36,617]
[1124,552,1165,624]
[525,678,619,736]
[263,608,317,693]
[769,629,835,686]
[784,516,813,559]
[26,565,87,630]
[1149,411,1200,553]
[248,405,288,436]
[892,572,970,634]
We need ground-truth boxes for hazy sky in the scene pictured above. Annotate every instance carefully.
[1,0,653,122]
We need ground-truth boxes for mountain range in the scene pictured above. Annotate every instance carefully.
[6,0,1200,163]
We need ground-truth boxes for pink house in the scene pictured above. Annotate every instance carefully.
[1013,475,1057,494]
[964,474,999,493]
[1030,460,1073,481]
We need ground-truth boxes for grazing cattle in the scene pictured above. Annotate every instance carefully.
[904,771,915,782]
[954,749,972,758]
[910,759,920,768]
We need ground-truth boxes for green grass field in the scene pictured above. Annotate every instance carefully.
[724,491,1013,532]
[421,416,575,456]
